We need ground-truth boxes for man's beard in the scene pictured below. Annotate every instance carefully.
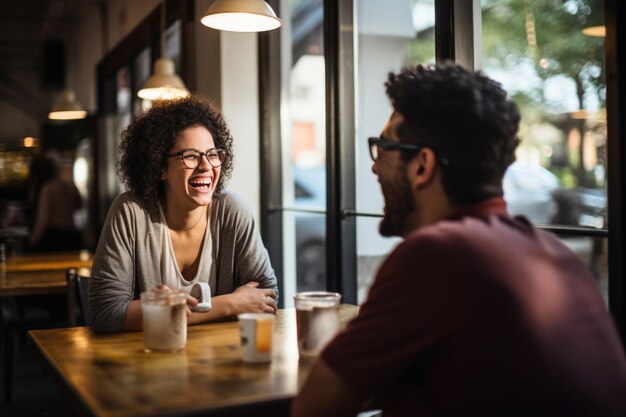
[379,173,415,237]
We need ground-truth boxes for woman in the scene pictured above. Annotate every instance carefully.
[89,96,278,333]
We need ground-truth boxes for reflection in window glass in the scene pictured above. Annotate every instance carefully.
[107,66,132,197]
[481,0,607,298]
[73,138,91,231]
[134,47,151,115]
[354,0,435,304]
[140,20,183,111]
[282,0,326,306]
[481,0,606,228]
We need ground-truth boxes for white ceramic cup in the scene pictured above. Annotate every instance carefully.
[189,282,212,313]
[238,313,275,363]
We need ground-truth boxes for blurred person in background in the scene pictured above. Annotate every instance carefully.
[27,153,83,252]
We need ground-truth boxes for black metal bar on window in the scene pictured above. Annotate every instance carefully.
[434,0,454,62]
[342,209,609,238]
[606,0,626,344]
[324,0,341,296]
[258,0,284,308]
[434,0,477,68]
[324,0,357,303]
[269,206,327,216]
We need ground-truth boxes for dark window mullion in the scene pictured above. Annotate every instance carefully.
[606,0,626,343]
[258,0,284,307]
[324,0,357,303]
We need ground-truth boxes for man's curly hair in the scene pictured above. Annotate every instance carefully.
[118,96,234,210]
[385,62,521,205]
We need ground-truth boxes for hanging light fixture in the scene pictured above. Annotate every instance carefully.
[48,89,87,120]
[200,0,281,32]
[138,0,189,100]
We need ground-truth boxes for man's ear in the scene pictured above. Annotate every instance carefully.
[409,148,437,189]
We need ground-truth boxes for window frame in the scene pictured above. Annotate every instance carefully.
[259,0,626,342]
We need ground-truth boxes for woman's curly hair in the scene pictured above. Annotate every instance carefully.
[118,96,234,210]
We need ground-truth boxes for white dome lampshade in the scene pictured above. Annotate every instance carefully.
[48,89,87,120]
[200,0,282,32]
[138,58,190,101]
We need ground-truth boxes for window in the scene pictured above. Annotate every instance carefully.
[354,0,436,303]
[279,0,327,306]
[481,0,608,300]
[260,0,625,339]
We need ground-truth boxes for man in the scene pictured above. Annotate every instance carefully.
[292,63,626,417]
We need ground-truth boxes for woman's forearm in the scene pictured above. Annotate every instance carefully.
[123,299,144,331]
[187,295,234,324]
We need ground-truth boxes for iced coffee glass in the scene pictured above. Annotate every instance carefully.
[141,288,188,352]
[294,292,341,357]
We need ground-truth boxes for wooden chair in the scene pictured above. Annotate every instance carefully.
[66,268,92,327]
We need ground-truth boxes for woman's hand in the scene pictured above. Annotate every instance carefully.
[156,284,199,318]
[123,284,200,330]
[228,281,277,315]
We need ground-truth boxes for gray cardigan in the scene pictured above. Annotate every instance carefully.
[88,191,277,333]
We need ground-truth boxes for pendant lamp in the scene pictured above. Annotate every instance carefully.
[200,0,282,32]
[48,89,87,120]
[138,1,189,100]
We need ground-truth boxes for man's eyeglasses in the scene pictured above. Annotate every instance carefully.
[168,148,225,169]
[368,136,449,165]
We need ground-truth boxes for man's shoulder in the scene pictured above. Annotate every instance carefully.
[404,213,536,246]
[387,215,523,267]
[398,220,471,252]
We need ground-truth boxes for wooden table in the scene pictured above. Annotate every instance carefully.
[0,269,69,296]
[0,250,93,303]
[3,250,93,273]
[28,305,359,417]
[1,250,93,296]
[1,253,93,402]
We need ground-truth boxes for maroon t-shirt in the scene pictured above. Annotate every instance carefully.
[322,198,626,417]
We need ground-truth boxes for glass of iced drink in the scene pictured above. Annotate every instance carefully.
[294,292,341,357]
[141,288,188,352]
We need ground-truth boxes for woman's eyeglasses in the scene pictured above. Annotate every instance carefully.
[168,148,225,169]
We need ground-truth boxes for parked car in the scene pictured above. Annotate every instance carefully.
[293,166,326,291]
[552,187,607,229]
[503,162,559,225]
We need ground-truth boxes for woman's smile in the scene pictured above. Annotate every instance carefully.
[188,174,213,193]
